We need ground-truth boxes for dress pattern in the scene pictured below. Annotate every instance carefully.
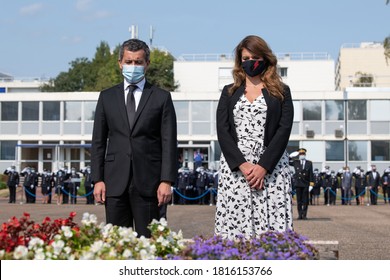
[215,94,293,239]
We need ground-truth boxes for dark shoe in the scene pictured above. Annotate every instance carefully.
[303,216,308,220]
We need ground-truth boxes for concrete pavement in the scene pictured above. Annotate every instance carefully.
[0,197,389,260]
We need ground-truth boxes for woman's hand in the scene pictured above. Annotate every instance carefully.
[239,162,267,190]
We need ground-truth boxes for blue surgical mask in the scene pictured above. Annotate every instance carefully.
[122,65,145,84]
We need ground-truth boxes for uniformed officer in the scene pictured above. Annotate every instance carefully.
[3,165,19,203]
[40,169,55,204]
[329,170,339,205]
[68,167,80,204]
[21,167,38,203]
[81,166,94,205]
[54,169,67,205]
[195,166,208,205]
[290,148,314,220]
[177,168,190,205]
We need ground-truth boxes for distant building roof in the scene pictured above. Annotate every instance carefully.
[0,72,14,81]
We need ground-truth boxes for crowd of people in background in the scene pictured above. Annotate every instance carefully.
[304,164,390,206]
[3,163,390,206]
[3,165,94,205]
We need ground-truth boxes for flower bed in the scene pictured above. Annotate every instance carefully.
[0,212,318,260]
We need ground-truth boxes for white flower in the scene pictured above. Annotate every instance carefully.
[13,245,28,259]
[33,249,45,260]
[108,248,117,258]
[0,250,5,258]
[157,225,165,232]
[64,246,72,255]
[159,218,168,227]
[81,212,98,226]
[61,226,73,238]
[122,249,133,259]
[90,240,104,253]
[80,251,95,260]
[52,239,65,255]
[28,237,44,250]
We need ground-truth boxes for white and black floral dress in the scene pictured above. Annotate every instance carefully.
[215,94,293,240]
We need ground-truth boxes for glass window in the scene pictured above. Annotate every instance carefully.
[173,101,189,122]
[278,67,288,77]
[22,101,39,121]
[325,100,344,120]
[371,141,390,161]
[192,101,210,121]
[1,102,18,121]
[370,100,390,121]
[287,141,299,154]
[303,101,321,121]
[43,101,60,121]
[84,102,96,121]
[326,141,344,161]
[348,141,367,161]
[0,141,17,160]
[348,100,366,120]
[65,101,81,121]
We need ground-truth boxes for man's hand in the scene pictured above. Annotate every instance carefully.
[157,181,172,206]
[94,181,106,203]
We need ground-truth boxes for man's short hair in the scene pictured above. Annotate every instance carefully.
[119,39,150,62]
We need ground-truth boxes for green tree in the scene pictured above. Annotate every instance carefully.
[146,48,178,92]
[41,42,177,92]
[353,71,373,87]
[41,57,93,92]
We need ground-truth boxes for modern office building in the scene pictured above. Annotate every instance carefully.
[1,47,390,174]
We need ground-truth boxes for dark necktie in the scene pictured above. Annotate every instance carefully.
[126,85,137,129]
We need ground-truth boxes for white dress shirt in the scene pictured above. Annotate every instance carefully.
[124,78,145,111]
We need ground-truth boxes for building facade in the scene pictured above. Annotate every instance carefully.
[1,49,390,174]
[336,42,390,90]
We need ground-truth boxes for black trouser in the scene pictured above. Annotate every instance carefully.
[8,185,16,203]
[370,186,378,205]
[382,185,389,203]
[85,184,94,204]
[105,185,159,238]
[296,187,309,219]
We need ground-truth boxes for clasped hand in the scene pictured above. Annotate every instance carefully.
[239,162,267,190]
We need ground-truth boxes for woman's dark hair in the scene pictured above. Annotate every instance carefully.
[230,35,284,101]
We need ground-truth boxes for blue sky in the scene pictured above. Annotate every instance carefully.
[1,0,389,78]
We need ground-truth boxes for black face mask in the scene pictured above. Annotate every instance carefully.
[242,59,267,77]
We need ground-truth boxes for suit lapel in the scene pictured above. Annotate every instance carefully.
[132,81,153,131]
[114,82,131,132]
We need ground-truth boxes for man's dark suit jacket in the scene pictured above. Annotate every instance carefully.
[216,84,294,173]
[91,81,177,197]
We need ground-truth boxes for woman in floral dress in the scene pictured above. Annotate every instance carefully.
[215,35,294,240]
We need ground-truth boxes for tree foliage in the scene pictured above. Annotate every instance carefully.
[385,0,390,63]
[41,41,177,92]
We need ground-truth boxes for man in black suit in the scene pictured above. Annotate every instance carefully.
[367,164,381,205]
[91,39,177,238]
[290,148,314,220]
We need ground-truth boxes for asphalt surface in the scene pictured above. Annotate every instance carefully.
[0,194,389,260]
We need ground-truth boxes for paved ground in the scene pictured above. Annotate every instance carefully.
[0,194,389,260]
